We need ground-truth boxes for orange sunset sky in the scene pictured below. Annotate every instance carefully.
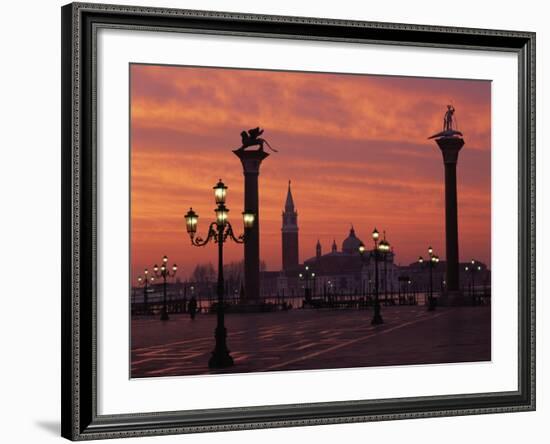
[130,64,491,282]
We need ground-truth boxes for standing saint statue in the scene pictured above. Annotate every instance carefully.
[443,105,456,131]
[429,105,462,139]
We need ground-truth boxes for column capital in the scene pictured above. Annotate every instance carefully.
[435,136,465,164]
[233,149,270,174]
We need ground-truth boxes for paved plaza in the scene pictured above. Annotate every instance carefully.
[131,306,490,378]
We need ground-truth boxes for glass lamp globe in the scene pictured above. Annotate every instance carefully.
[184,208,198,234]
[213,179,228,205]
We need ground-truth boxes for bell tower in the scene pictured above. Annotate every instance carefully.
[282,181,299,272]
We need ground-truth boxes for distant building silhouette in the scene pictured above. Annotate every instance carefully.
[264,182,490,301]
[302,227,396,296]
[130,180,490,307]
[281,181,299,272]
[316,239,322,259]
[271,183,399,299]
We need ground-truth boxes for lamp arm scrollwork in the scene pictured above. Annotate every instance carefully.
[224,222,246,244]
[191,222,218,246]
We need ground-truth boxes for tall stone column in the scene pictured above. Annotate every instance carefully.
[233,149,270,304]
[433,135,464,303]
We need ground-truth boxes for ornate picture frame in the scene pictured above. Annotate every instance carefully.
[61,2,535,440]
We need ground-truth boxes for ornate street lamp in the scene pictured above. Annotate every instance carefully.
[184,179,254,369]
[418,246,439,311]
[465,259,482,305]
[407,279,414,305]
[358,227,384,325]
[378,232,391,305]
[358,242,368,305]
[299,265,316,301]
[137,269,155,315]
[153,255,177,321]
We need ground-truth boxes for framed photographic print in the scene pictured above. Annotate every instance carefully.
[61,2,535,440]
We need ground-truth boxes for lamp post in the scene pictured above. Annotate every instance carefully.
[465,259,481,305]
[358,228,384,325]
[137,269,154,315]
[153,256,177,321]
[378,237,391,307]
[184,179,255,369]
[418,246,440,311]
[378,232,391,305]
[299,265,316,302]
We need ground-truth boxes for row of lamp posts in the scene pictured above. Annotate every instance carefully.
[136,256,177,320]
[357,230,442,324]
[134,180,459,369]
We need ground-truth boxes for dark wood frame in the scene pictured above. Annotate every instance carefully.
[61,2,536,440]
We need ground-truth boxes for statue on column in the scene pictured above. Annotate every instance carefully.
[429,105,463,139]
[237,127,278,152]
[443,105,456,131]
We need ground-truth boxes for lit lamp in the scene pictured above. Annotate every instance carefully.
[215,204,229,226]
[242,211,255,230]
[213,179,227,204]
[184,208,199,236]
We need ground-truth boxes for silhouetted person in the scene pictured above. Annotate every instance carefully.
[188,296,198,320]
[182,296,188,313]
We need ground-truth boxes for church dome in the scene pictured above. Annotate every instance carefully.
[342,226,362,255]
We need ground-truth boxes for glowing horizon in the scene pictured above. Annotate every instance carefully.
[130,64,491,282]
